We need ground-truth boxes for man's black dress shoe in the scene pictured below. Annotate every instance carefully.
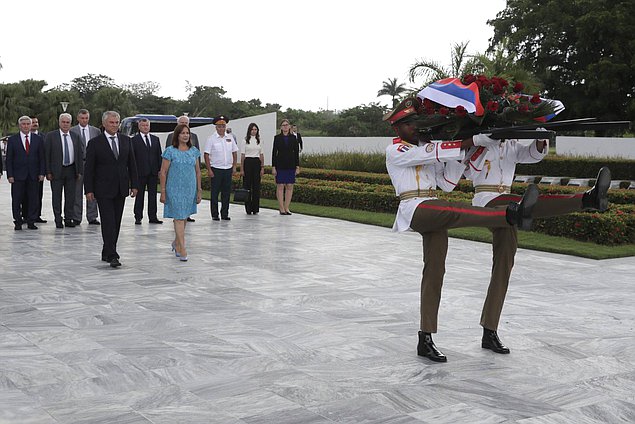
[56,222,64,229]
[212,216,220,221]
[110,258,122,268]
[27,224,38,230]
[221,216,231,221]
[482,328,510,354]
[135,220,142,225]
[14,222,22,230]
[89,220,100,225]
[64,220,76,227]
[72,219,81,225]
[186,217,195,222]
[506,184,539,230]
[149,219,163,224]
[582,167,611,212]
[35,217,47,223]
[417,331,447,362]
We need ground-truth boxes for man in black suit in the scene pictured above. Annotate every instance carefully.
[6,116,46,230]
[45,113,83,228]
[24,116,47,223]
[292,124,303,152]
[131,118,162,225]
[84,111,139,268]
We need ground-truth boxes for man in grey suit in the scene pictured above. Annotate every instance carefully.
[165,115,200,222]
[70,108,101,225]
[45,113,83,228]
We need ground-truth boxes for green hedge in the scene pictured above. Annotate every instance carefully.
[516,155,635,180]
[199,170,635,245]
[300,152,635,180]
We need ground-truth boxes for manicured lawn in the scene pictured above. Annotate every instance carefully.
[218,196,634,260]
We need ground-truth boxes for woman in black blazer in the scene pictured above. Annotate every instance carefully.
[271,119,300,215]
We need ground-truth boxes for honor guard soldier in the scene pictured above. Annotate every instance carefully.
[463,137,610,353]
[385,97,541,362]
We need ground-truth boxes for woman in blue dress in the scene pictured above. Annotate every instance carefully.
[159,124,202,261]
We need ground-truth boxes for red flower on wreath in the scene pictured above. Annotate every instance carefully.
[492,83,504,95]
[462,74,476,84]
[439,107,450,116]
[455,105,467,117]
[518,104,529,113]
[513,82,524,93]
[486,101,499,112]
[530,94,542,104]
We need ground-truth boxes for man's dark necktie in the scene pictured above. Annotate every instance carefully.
[63,134,70,166]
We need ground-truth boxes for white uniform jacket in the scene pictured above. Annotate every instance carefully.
[386,138,465,232]
[464,139,548,207]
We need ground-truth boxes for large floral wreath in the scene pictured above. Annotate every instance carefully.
[414,74,564,139]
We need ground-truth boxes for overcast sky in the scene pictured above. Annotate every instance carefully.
[1,0,506,112]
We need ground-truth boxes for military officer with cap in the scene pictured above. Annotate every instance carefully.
[204,115,238,221]
[385,96,541,363]
[463,138,610,354]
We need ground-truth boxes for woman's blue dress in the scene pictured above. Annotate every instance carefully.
[162,146,200,219]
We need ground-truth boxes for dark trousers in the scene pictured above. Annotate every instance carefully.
[21,180,43,221]
[243,157,261,214]
[210,167,232,218]
[410,199,512,333]
[134,174,158,221]
[50,166,77,224]
[12,179,39,225]
[477,192,584,330]
[96,195,125,261]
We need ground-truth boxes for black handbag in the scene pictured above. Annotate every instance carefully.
[233,177,250,202]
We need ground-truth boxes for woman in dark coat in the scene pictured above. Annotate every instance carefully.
[271,119,300,215]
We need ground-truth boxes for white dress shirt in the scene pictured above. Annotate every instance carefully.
[205,131,238,169]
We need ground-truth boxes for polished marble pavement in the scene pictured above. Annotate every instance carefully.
[1,182,634,423]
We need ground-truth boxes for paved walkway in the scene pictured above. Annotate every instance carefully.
[1,182,634,423]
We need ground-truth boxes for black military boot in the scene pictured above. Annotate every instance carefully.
[506,184,539,230]
[582,167,611,212]
[417,331,447,362]
[482,328,510,354]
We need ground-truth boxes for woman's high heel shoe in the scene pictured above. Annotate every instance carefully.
[171,242,180,257]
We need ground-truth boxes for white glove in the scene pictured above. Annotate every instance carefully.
[535,127,549,142]
[473,134,501,148]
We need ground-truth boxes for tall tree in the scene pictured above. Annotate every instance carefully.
[488,0,635,125]
[377,78,409,107]
[71,74,118,102]
[408,41,480,88]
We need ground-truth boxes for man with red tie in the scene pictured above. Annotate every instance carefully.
[6,116,46,230]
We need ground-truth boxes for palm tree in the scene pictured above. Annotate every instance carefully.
[377,78,409,107]
[408,41,480,88]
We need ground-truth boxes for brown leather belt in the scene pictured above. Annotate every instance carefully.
[399,189,437,200]
[474,184,511,194]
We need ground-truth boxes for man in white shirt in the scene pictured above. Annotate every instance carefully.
[204,115,238,221]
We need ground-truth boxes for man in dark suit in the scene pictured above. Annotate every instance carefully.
[24,116,47,223]
[6,116,46,230]
[70,109,102,225]
[165,114,200,222]
[45,113,83,228]
[131,117,162,225]
[84,111,139,268]
[292,124,303,152]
